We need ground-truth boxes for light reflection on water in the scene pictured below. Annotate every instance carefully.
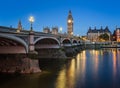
[0,49,120,88]
[55,58,76,88]
[55,49,120,88]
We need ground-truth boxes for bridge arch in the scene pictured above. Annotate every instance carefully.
[72,40,77,44]
[62,38,72,47]
[72,39,78,46]
[77,40,81,45]
[62,38,72,44]
[78,41,81,44]
[0,34,28,53]
[34,37,60,49]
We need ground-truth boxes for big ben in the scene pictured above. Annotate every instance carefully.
[67,10,73,36]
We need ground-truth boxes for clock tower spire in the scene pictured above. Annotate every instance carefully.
[67,10,73,36]
[16,20,22,33]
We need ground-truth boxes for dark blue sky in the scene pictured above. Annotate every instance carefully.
[0,0,120,35]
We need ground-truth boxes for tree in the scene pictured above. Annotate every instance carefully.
[99,33,109,41]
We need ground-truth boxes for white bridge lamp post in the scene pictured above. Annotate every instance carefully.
[29,16,34,31]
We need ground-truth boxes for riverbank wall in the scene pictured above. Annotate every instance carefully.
[0,54,41,74]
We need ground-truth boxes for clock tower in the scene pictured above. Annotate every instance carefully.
[67,10,73,36]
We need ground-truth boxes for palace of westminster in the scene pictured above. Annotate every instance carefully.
[16,10,120,43]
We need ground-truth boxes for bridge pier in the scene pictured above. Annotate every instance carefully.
[0,54,41,74]
[63,45,82,57]
[74,45,83,52]
[29,30,38,54]
[64,46,77,57]
[36,48,67,59]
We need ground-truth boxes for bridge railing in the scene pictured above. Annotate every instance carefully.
[0,26,83,42]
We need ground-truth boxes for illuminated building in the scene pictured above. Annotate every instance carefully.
[87,26,111,42]
[114,28,120,42]
[67,10,73,36]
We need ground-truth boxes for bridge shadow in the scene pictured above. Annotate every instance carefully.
[38,58,69,72]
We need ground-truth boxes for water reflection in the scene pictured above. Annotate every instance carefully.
[55,69,66,88]
[56,59,76,88]
[112,49,117,78]
[56,49,120,88]
[112,49,120,81]
[1,49,120,88]
[90,50,99,79]
[56,51,87,88]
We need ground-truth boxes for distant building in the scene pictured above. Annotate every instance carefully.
[113,28,120,42]
[51,27,58,34]
[43,27,58,35]
[87,26,111,42]
[112,30,116,41]
[43,27,50,33]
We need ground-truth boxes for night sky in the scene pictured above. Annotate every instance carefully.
[0,0,120,35]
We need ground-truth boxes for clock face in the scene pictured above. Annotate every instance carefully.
[68,19,72,23]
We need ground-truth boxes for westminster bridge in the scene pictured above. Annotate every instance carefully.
[0,26,83,73]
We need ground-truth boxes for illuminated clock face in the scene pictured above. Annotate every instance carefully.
[68,19,72,23]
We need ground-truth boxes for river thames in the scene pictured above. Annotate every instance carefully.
[0,49,120,88]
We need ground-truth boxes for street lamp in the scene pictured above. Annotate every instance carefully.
[71,32,73,36]
[60,27,62,33]
[29,16,34,31]
[59,27,63,47]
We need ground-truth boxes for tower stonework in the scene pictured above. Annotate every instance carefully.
[67,10,73,36]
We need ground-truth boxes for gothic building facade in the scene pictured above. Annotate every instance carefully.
[113,28,120,42]
[87,26,111,42]
[43,27,58,35]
